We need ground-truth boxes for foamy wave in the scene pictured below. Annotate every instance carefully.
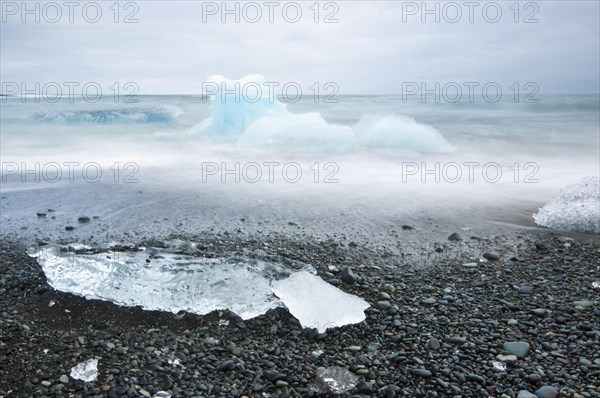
[31,106,182,124]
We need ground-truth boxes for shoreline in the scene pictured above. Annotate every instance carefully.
[1,230,599,397]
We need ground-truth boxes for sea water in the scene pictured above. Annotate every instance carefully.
[1,83,599,243]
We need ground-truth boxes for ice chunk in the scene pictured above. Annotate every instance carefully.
[199,74,287,136]
[309,366,359,394]
[534,176,600,234]
[492,361,507,371]
[69,359,98,382]
[239,112,355,152]
[271,271,370,333]
[354,114,456,153]
[30,245,294,320]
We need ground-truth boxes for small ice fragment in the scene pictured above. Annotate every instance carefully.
[48,300,55,307]
[492,361,507,371]
[69,359,98,382]
[167,358,180,366]
[309,366,358,394]
[592,281,600,289]
[272,271,370,333]
[152,391,171,398]
[43,349,49,354]
[218,319,229,326]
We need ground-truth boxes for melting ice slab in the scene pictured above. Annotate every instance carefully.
[31,245,292,320]
[30,244,370,330]
[272,271,370,333]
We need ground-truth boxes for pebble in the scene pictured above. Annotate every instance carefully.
[573,300,592,308]
[504,342,530,358]
[483,252,501,261]
[77,216,91,223]
[410,368,432,378]
[377,300,392,309]
[518,286,533,294]
[340,267,356,285]
[534,386,558,398]
[517,392,537,398]
[447,336,467,344]
[497,354,518,363]
[448,232,463,241]
[59,375,68,384]
[427,337,441,350]
[531,308,547,316]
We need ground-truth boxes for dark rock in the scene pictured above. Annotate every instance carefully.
[356,380,374,394]
[427,337,441,350]
[340,267,356,285]
[483,252,500,261]
[518,286,533,295]
[217,359,235,371]
[410,368,432,378]
[448,232,463,241]
[78,216,91,223]
[264,370,286,382]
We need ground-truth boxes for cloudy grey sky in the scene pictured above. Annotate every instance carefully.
[1,0,599,94]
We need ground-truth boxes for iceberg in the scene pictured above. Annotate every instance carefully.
[534,176,600,234]
[200,74,287,136]
[195,74,455,153]
[354,114,456,153]
[271,271,370,333]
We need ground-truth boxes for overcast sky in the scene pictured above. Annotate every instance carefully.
[1,1,599,94]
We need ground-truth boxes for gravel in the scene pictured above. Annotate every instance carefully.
[1,232,599,397]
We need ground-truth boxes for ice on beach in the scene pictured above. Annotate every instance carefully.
[30,243,370,330]
[30,244,293,320]
[271,271,370,333]
[69,359,98,382]
[534,176,600,234]
[195,74,454,153]
[309,366,359,394]
[492,361,507,371]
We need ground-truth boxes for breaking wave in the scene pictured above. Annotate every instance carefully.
[31,106,182,124]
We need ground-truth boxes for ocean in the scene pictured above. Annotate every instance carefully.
[1,93,599,245]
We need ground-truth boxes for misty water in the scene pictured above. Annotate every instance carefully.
[2,82,599,325]
[1,92,598,244]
